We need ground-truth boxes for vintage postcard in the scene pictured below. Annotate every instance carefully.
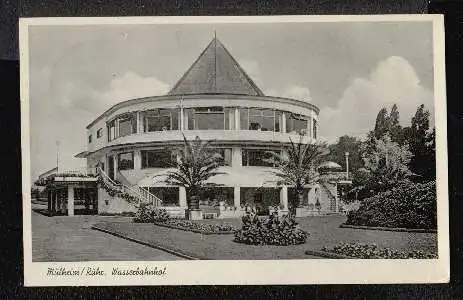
[20,15,449,286]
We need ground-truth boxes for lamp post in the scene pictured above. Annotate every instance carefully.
[345,151,349,179]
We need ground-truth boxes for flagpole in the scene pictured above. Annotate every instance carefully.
[56,140,61,173]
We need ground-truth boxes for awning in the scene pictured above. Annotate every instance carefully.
[74,151,88,158]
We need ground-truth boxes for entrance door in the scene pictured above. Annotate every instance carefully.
[108,156,115,180]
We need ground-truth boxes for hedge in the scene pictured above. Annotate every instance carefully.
[345,181,436,230]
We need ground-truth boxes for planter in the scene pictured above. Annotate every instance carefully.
[187,209,203,220]
[189,195,200,210]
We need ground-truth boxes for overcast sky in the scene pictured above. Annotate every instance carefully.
[28,21,435,180]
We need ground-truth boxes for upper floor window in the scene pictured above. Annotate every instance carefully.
[97,128,103,138]
[118,113,137,137]
[143,108,179,132]
[108,120,116,142]
[88,135,92,143]
[185,107,232,130]
[118,152,134,170]
[287,113,308,135]
[213,148,232,166]
[141,150,176,168]
[240,108,281,132]
[242,149,280,167]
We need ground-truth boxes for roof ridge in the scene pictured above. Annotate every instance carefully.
[168,37,264,96]
[168,38,216,96]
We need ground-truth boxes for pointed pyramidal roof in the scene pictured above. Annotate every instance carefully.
[168,37,264,96]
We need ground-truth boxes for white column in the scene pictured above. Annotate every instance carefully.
[280,186,288,211]
[233,186,241,208]
[113,154,118,179]
[180,107,184,130]
[67,185,74,216]
[231,147,242,167]
[179,187,187,208]
[281,112,287,133]
[60,190,66,214]
[228,108,234,129]
[184,110,189,130]
[234,107,240,130]
[115,118,120,138]
[136,111,141,133]
[134,150,142,170]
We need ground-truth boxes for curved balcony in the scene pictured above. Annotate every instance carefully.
[100,130,315,152]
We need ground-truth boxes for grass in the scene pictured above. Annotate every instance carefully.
[92,215,437,260]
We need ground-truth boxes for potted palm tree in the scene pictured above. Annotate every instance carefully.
[162,134,225,220]
[267,134,328,217]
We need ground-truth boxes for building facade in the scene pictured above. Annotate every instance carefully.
[72,37,346,218]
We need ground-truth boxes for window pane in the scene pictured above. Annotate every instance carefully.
[275,111,282,132]
[194,111,224,130]
[214,148,232,166]
[107,120,116,141]
[240,108,248,130]
[185,109,195,130]
[119,113,136,137]
[148,187,179,206]
[287,113,308,135]
[242,149,279,167]
[118,152,134,170]
[142,150,175,168]
[248,109,276,131]
[144,109,179,132]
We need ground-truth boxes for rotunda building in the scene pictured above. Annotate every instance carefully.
[77,37,337,218]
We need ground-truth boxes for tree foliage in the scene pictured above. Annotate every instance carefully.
[406,104,436,182]
[326,135,363,174]
[266,135,328,208]
[356,134,413,196]
[161,135,225,209]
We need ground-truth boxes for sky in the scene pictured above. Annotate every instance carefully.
[28,21,435,181]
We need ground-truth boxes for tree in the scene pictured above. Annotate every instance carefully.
[162,135,225,213]
[373,108,389,139]
[357,134,413,196]
[388,104,405,144]
[407,104,435,181]
[266,135,328,212]
[326,135,364,174]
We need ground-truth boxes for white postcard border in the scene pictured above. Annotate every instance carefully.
[20,14,449,286]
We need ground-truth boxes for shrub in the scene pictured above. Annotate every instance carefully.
[133,203,170,223]
[321,242,437,259]
[345,181,436,229]
[234,211,308,246]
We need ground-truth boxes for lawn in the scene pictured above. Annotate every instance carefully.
[92,215,437,260]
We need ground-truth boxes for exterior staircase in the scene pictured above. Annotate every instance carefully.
[97,167,162,208]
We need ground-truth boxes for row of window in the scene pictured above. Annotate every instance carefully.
[98,107,318,143]
[114,148,281,171]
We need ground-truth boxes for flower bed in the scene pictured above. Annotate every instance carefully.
[234,212,308,246]
[320,242,437,259]
[152,220,236,235]
[133,204,236,234]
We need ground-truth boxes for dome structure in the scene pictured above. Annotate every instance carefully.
[318,161,343,171]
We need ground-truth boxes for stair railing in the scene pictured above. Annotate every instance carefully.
[97,167,162,207]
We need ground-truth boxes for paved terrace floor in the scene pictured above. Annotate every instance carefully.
[31,208,184,262]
